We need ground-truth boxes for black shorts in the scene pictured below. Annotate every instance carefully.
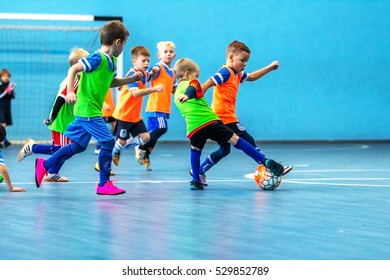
[114,119,148,140]
[190,121,234,150]
[225,122,247,136]
[103,116,116,123]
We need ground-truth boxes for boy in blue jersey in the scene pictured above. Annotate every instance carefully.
[135,41,176,171]
[196,40,292,185]
[34,20,143,195]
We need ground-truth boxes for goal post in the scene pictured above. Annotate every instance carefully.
[0,13,124,142]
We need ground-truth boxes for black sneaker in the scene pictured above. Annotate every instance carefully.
[189,169,208,186]
[264,159,284,176]
[190,180,205,190]
[4,140,11,147]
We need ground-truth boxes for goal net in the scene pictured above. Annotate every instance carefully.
[0,23,103,142]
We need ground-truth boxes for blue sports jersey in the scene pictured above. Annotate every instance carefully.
[211,66,248,86]
[80,50,117,77]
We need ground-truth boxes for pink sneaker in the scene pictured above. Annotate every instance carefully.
[96,180,126,195]
[35,157,47,188]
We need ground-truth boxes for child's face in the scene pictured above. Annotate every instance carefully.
[158,45,176,65]
[185,64,200,80]
[187,69,200,80]
[133,55,150,72]
[0,74,10,83]
[229,50,250,72]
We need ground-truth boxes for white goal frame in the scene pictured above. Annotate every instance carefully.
[0,12,124,79]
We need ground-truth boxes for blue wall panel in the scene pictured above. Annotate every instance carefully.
[1,0,389,141]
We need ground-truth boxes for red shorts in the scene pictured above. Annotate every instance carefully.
[52,131,73,146]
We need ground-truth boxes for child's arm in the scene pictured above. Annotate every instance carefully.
[177,80,203,103]
[246,61,279,82]
[0,165,25,192]
[201,79,215,95]
[102,101,111,112]
[131,84,164,97]
[44,96,65,125]
[66,63,84,104]
[149,65,160,81]
[110,71,143,88]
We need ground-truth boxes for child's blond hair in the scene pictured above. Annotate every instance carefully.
[173,58,199,80]
[68,48,89,66]
[157,41,175,51]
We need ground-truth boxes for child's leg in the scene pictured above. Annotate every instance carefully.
[200,143,231,174]
[190,147,202,182]
[236,129,291,175]
[140,127,167,155]
[230,135,284,176]
[190,147,206,190]
[95,142,102,154]
[112,139,125,156]
[139,116,168,156]
[235,128,291,175]
[35,142,86,188]
[18,139,62,162]
[43,142,86,171]
[47,162,64,175]
[33,144,62,155]
[98,138,115,187]
[124,134,147,149]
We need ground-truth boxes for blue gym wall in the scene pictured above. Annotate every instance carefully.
[1,0,389,141]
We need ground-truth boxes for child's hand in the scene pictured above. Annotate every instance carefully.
[151,66,159,75]
[176,94,189,103]
[66,92,77,104]
[103,102,111,111]
[269,61,279,70]
[133,70,144,81]
[5,82,15,94]
[44,116,54,126]
[154,84,164,93]
[11,186,26,192]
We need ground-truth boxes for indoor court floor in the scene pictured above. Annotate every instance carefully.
[0,141,389,260]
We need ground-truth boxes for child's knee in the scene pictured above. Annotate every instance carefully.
[140,133,150,143]
[228,133,239,145]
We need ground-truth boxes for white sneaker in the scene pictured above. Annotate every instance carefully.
[143,158,152,171]
[94,149,101,155]
[135,145,145,165]
[17,138,36,162]
[282,165,293,176]
[44,173,69,182]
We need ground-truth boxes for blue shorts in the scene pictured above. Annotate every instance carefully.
[147,116,168,132]
[65,116,114,148]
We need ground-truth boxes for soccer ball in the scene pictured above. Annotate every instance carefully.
[254,164,282,190]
